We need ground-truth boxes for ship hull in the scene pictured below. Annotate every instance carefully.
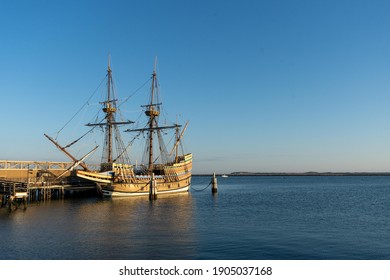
[76,153,192,198]
[100,184,190,197]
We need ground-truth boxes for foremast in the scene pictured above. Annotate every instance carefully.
[86,57,134,168]
[105,58,115,163]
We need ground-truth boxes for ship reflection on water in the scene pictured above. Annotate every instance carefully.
[0,193,196,259]
[3,175,390,260]
[95,194,197,259]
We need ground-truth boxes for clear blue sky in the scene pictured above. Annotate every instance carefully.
[1,0,390,174]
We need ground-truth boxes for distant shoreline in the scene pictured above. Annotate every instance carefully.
[193,172,390,176]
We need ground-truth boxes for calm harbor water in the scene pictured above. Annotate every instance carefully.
[1,175,390,260]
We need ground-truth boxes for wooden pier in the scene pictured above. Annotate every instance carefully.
[0,181,28,210]
[0,160,100,209]
[0,179,98,210]
[0,160,99,181]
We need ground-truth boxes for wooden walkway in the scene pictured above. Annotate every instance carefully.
[0,179,97,210]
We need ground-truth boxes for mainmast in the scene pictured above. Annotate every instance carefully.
[124,60,185,173]
[145,65,160,172]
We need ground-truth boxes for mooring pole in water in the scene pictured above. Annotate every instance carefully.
[149,173,158,200]
[211,172,218,194]
[8,196,14,210]
[23,196,28,209]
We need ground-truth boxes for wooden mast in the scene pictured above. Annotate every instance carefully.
[84,57,133,167]
[104,56,115,163]
[44,56,135,178]
[169,121,189,159]
[145,62,159,173]
[175,117,179,162]
[124,58,188,172]
[44,134,91,171]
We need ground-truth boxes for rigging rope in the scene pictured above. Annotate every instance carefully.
[55,75,150,140]
[55,75,107,138]
[113,130,142,163]
[117,77,152,109]
[63,125,96,149]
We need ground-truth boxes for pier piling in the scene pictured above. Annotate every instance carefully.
[0,194,6,207]
[211,172,218,194]
[149,173,158,200]
[1,179,98,210]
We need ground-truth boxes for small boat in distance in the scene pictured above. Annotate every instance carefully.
[221,174,228,178]
[46,58,192,197]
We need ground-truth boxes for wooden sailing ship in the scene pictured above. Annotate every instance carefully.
[46,59,192,197]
